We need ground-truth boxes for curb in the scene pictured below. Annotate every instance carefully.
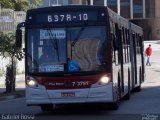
[0,94,24,101]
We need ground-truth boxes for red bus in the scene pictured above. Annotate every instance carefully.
[16,5,145,111]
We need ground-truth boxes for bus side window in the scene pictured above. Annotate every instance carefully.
[132,33,137,63]
[110,20,119,50]
[135,34,139,55]
[139,35,143,55]
[111,23,120,65]
[114,23,119,50]
[137,34,140,54]
[112,34,118,65]
[113,34,119,50]
[122,27,126,63]
[115,24,122,64]
[124,28,129,63]
[126,29,130,62]
[117,29,122,64]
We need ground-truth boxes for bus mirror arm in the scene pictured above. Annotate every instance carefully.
[16,22,25,48]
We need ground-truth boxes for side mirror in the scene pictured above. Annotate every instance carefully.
[16,29,22,48]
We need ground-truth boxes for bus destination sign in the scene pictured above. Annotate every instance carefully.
[35,11,98,23]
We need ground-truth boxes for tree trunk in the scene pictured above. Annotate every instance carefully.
[5,66,12,93]
[5,58,16,93]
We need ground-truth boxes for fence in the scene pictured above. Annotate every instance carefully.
[0,9,26,32]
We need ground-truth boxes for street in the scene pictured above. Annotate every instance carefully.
[0,41,160,120]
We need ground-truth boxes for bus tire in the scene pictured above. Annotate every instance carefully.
[40,104,53,111]
[109,101,119,110]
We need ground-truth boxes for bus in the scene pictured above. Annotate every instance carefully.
[16,5,145,111]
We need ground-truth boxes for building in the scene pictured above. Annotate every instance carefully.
[39,0,160,40]
[107,0,158,40]
[40,0,87,6]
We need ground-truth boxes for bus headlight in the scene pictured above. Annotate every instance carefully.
[91,75,111,88]
[27,79,37,87]
[26,77,38,88]
[26,76,46,89]
[99,76,110,85]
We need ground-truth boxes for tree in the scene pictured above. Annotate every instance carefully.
[0,0,41,93]
[29,0,42,9]
[0,32,24,93]
[0,0,41,11]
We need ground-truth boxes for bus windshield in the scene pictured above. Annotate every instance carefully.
[27,26,107,74]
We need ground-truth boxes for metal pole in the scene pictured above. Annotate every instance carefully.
[143,0,146,18]
[90,0,93,5]
[104,0,107,6]
[130,0,133,19]
[117,0,120,15]
[57,0,59,5]
[48,0,50,6]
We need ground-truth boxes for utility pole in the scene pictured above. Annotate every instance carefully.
[90,0,93,5]
[143,0,146,18]
[104,0,107,6]
[117,0,120,15]
[48,0,50,6]
[130,0,133,19]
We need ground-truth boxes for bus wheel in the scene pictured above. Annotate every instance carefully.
[135,83,141,92]
[40,104,54,111]
[109,101,119,110]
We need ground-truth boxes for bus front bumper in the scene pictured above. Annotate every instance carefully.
[26,84,114,106]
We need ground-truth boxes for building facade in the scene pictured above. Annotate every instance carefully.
[39,0,160,40]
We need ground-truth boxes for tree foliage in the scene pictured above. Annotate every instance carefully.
[0,0,41,11]
[0,32,23,60]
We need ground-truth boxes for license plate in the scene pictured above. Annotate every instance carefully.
[61,92,75,97]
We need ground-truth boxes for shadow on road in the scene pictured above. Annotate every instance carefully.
[35,105,142,120]
[36,104,108,116]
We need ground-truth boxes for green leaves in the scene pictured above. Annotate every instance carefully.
[0,32,24,61]
[0,0,41,11]
[13,0,30,11]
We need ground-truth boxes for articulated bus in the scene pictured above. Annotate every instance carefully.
[16,5,145,111]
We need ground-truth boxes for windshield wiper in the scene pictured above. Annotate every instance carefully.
[47,28,60,61]
[71,26,86,47]
[70,26,86,60]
